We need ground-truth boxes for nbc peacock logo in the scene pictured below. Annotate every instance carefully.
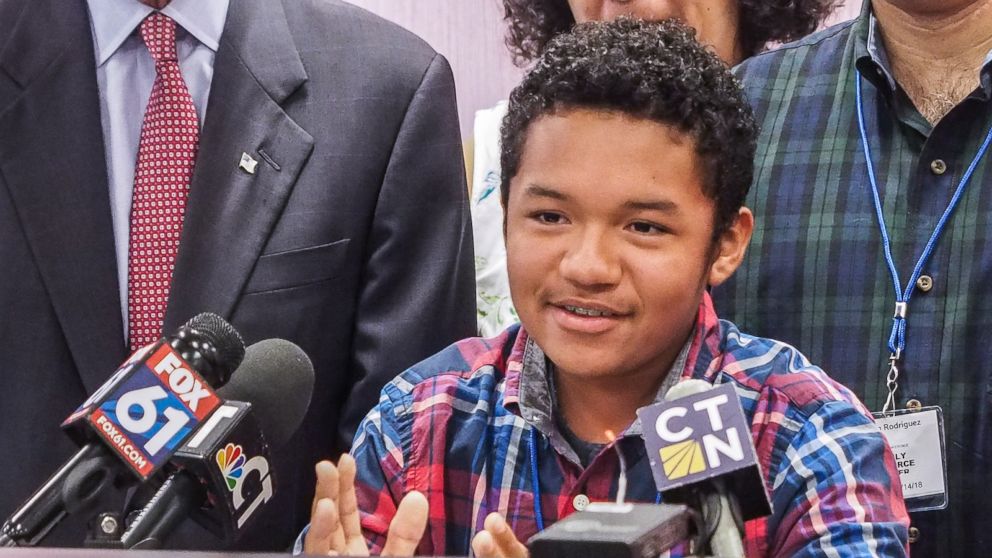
[216,443,247,491]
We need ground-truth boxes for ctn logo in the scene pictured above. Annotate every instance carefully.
[216,443,246,490]
[654,392,744,480]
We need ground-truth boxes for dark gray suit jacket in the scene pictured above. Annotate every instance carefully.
[0,0,476,549]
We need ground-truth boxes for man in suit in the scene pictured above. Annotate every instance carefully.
[0,0,475,550]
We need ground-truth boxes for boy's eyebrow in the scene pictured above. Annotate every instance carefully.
[524,184,681,213]
[623,198,679,212]
[523,184,569,200]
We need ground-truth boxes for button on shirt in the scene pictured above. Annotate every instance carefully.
[713,4,992,556]
[85,0,228,339]
[321,293,908,557]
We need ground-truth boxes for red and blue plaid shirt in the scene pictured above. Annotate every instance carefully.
[341,293,909,557]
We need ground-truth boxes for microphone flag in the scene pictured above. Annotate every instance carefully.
[637,382,771,520]
[62,340,222,480]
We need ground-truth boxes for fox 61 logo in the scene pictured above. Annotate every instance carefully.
[86,343,221,478]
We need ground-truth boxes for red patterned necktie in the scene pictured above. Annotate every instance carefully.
[128,12,200,351]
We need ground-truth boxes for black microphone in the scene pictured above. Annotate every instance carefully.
[0,313,244,547]
[639,378,772,557]
[528,426,695,558]
[117,339,315,549]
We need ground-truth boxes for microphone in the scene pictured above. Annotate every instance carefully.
[638,379,772,557]
[528,432,694,558]
[116,339,314,549]
[0,313,244,547]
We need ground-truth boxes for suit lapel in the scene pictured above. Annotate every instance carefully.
[164,0,313,332]
[0,0,126,392]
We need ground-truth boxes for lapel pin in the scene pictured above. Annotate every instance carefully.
[239,152,259,175]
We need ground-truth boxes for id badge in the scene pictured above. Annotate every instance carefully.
[871,406,948,512]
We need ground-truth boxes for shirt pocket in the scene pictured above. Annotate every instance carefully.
[242,238,351,295]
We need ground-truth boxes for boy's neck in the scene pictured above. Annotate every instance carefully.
[553,351,683,445]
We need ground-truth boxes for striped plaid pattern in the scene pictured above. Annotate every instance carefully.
[349,294,908,557]
[712,5,992,555]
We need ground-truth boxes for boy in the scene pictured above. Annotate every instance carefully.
[301,18,909,558]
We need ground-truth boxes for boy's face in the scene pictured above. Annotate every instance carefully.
[505,109,751,383]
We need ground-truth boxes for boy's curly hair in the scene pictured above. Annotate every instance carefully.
[501,0,836,64]
[500,18,757,238]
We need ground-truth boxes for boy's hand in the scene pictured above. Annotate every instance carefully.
[471,513,529,558]
[303,453,428,556]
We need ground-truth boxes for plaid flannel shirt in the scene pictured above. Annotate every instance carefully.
[713,2,992,554]
[343,293,908,557]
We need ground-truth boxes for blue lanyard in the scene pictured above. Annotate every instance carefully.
[527,426,662,533]
[527,427,546,532]
[855,75,992,373]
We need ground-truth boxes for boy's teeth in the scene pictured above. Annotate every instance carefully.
[564,305,613,317]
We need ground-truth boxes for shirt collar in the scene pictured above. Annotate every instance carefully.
[856,1,992,96]
[864,12,899,92]
[504,292,725,456]
[86,0,229,67]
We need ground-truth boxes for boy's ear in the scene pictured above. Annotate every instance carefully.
[707,207,753,287]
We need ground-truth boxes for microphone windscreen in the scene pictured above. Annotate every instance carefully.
[184,313,246,376]
[217,339,314,448]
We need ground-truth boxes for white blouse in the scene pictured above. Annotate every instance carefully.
[470,101,518,337]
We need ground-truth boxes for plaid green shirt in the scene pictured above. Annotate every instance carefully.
[714,4,992,556]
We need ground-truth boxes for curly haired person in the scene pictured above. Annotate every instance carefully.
[501,0,834,64]
[472,0,838,336]
[299,18,909,558]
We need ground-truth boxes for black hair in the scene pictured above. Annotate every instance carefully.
[500,0,836,65]
[500,17,757,238]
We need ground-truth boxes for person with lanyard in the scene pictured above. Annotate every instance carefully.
[469,0,838,337]
[296,18,910,558]
[712,0,992,555]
